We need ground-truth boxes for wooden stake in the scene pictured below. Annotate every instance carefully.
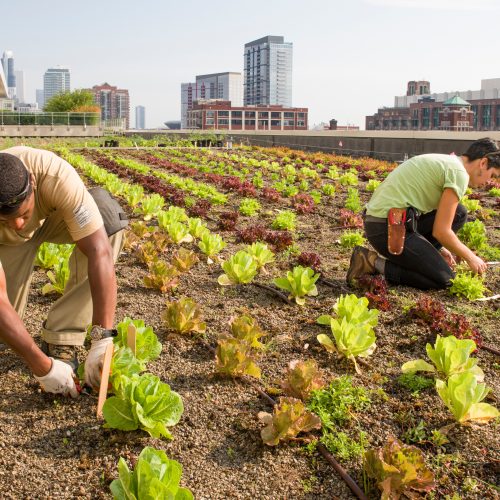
[96,342,114,418]
[127,324,137,356]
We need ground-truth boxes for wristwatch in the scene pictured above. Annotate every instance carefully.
[89,325,117,342]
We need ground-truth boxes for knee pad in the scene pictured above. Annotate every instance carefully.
[89,187,129,236]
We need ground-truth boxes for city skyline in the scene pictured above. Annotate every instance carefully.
[2,0,500,129]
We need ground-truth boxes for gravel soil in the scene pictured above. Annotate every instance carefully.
[0,149,499,499]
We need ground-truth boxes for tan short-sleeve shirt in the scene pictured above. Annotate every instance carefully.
[0,146,103,245]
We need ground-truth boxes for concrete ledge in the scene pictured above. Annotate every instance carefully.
[125,129,500,161]
[0,125,103,137]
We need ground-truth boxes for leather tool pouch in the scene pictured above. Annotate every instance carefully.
[387,208,406,255]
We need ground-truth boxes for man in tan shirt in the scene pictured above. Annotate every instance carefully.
[0,147,127,397]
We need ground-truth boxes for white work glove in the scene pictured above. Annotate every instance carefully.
[84,337,114,388]
[34,358,79,398]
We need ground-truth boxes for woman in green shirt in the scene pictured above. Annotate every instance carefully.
[346,138,500,289]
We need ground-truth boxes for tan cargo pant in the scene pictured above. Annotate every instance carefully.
[0,211,124,346]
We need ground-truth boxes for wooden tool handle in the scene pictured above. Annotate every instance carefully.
[96,341,114,418]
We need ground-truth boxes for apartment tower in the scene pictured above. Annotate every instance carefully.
[243,35,292,107]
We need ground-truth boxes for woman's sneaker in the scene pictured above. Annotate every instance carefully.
[346,246,378,283]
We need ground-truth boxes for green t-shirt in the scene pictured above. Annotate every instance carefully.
[366,154,469,218]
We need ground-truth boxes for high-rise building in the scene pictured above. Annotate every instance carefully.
[36,89,44,109]
[181,72,242,128]
[243,36,293,107]
[1,50,16,98]
[0,63,7,98]
[90,83,130,129]
[135,105,146,129]
[43,67,70,105]
[14,70,25,103]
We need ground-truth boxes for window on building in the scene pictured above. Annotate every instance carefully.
[218,119,229,125]
[245,119,255,126]
[232,111,242,118]
[271,112,281,119]
[258,112,269,119]
[297,112,305,119]
[218,110,229,117]
[271,120,281,127]
[284,112,294,119]
[245,111,255,118]
[231,119,242,126]
[297,120,305,127]
[482,105,491,127]
[206,110,215,118]
[206,118,215,125]
[283,119,295,126]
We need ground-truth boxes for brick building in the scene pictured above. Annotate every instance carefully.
[187,100,307,131]
[90,83,130,129]
[366,79,500,131]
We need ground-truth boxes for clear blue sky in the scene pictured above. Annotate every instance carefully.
[3,0,499,129]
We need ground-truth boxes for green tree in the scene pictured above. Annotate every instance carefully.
[43,89,96,112]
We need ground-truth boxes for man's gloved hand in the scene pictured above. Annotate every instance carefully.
[84,336,113,389]
[34,358,79,398]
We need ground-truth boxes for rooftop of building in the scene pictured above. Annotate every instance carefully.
[196,72,241,79]
[244,35,286,47]
[443,95,470,106]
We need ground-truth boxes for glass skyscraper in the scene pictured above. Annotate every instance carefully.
[243,36,293,107]
[1,50,16,98]
[43,67,71,105]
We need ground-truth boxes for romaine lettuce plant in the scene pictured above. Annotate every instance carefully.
[36,242,73,270]
[143,261,179,293]
[436,372,499,423]
[244,242,275,271]
[114,317,162,365]
[163,297,206,335]
[239,198,261,216]
[317,294,378,371]
[230,314,266,349]
[172,248,199,272]
[271,210,296,231]
[110,446,193,500]
[322,183,336,196]
[124,185,144,207]
[218,250,258,286]
[366,179,381,192]
[133,193,165,220]
[274,266,320,305]
[339,230,365,249]
[281,359,325,401]
[449,271,486,300]
[364,437,435,499]
[103,373,184,439]
[165,221,193,244]
[215,337,261,379]
[339,172,358,186]
[345,187,362,213]
[258,397,321,446]
[187,217,208,238]
[458,219,487,250]
[401,335,483,382]
[198,232,226,263]
[41,257,70,295]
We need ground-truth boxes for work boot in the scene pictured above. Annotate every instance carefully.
[41,341,79,374]
[346,246,378,283]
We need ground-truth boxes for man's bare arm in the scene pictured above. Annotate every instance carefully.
[0,267,52,376]
[75,227,117,329]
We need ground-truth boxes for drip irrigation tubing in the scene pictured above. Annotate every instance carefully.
[198,340,368,499]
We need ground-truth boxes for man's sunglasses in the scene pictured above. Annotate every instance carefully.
[0,175,32,209]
